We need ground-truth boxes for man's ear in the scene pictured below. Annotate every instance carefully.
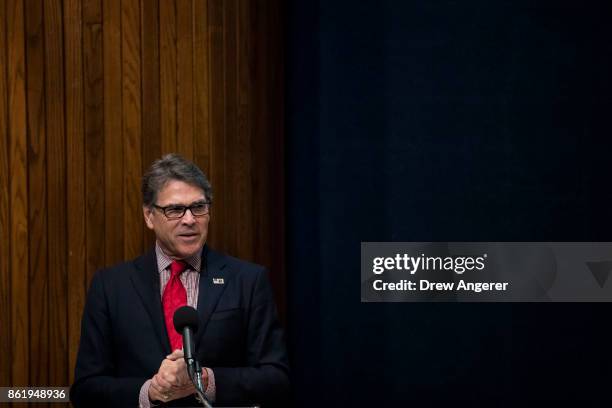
[143,206,154,230]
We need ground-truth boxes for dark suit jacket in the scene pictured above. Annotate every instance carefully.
[70,245,290,407]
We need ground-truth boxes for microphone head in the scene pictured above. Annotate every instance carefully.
[173,306,199,333]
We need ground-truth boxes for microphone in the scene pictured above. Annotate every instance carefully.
[173,306,212,408]
[173,306,199,366]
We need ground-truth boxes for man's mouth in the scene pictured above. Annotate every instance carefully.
[178,232,198,238]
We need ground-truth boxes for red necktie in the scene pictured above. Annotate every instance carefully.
[162,260,188,351]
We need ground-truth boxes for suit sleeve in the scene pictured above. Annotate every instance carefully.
[212,268,290,406]
[70,271,149,408]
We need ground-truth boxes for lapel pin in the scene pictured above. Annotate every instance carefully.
[213,278,224,285]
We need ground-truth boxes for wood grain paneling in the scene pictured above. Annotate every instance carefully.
[64,0,86,387]
[83,0,104,287]
[176,0,194,160]
[224,0,241,257]
[122,0,142,261]
[0,0,284,399]
[141,0,161,251]
[235,0,253,261]
[192,0,211,177]
[8,0,29,390]
[207,0,227,250]
[255,0,286,322]
[44,0,68,388]
[160,0,177,154]
[25,0,49,388]
[0,0,11,388]
[103,0,124,266]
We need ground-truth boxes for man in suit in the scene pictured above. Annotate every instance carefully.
[71,154,289,407]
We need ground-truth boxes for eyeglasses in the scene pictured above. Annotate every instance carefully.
[152,201,211,219]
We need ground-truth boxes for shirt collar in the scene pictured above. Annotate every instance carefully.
[155,242,202,273]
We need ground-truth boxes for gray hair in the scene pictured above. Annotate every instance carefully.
[142,153,213,207]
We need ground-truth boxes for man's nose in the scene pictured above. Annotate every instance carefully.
[181,209,196,225]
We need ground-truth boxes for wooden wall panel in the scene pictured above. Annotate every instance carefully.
[64,0,86,389]
[44,0,68,387]
[224,0,241,257]
[140,0,161,251]
[176,0,194,161]
[83,0,104,287]
[0,0,284,400]
[122,0,143,261]
[256,0,286,322]
[25,0,49,388]
[207,0,227,250]
[236,0,253,261]
[0,0,11,388]
[103,0,123,266]
[160,0,177,154]
[7,0,29,391]
[192,0,211,177]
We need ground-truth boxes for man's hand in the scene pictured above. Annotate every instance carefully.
[148,349,195,403]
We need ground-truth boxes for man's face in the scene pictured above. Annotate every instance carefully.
[143,180,210,259]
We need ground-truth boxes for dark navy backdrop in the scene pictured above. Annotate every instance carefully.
[286,1,612,405]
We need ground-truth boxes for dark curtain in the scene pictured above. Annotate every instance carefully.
[286,0,612,406]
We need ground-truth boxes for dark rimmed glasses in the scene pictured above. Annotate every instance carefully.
[152,201,211,219]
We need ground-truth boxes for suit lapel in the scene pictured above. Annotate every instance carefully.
[195,246,229,350]
[130,249,172,354]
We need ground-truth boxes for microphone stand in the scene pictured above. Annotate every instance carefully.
[175,307,213,408]
[187,358,213,408]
